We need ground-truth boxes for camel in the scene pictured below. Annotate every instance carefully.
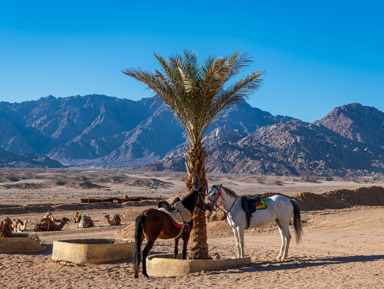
[0,217,13,237]
[42,211,59,222]
[12,218,22,232]
[73,212,82,223]
[105,214,121,226]
[17,219,30,232]
[78,215,94,228]
[33,217,70,232]
[12,219,30,232]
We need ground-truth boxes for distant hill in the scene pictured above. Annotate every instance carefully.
[0,149,64,168]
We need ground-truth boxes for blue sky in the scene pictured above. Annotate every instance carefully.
[0,0,383,122]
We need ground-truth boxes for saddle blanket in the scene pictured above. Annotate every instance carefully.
[255,199,267,210]
[158,208,184,228]
[157,200,192,229]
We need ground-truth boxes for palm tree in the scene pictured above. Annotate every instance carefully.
[123,50,263,259]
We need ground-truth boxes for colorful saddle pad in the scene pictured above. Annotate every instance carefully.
[165,213,183,228]
[255,199,267,210]
[241,196,268,230]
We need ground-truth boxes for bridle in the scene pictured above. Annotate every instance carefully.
[208,185,223,208]
[208,185,237,217]
[194,189,207,214]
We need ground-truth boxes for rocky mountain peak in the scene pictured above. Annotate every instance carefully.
[317,103,384,146]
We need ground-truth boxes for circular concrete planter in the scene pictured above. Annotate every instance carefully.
[146,253,251,277]
[52,238,134,265]
[0,233,46,253]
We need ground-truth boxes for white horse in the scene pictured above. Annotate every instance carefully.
[207,184,303,260]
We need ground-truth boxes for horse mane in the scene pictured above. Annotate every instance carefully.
[221,186,240,199]
[181,189,198,211]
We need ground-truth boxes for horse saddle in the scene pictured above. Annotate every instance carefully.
[158,200,176,212]
[158,207,184,228]
[158,199,192,229]
[241,195,267,229]
[158,197,181,212]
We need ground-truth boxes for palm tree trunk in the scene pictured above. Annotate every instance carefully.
[185,144,210,259]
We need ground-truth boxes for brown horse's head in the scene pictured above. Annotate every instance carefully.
[180,189,206,213]
[193,189,207,211]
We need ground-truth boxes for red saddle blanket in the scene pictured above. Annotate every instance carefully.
[165,213,183,228]
[158,207,184,228]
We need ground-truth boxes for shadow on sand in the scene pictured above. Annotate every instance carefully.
[206,254,384,275]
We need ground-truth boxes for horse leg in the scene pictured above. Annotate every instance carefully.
[275,219,285,260]
[182,238,187,259]
[281,223,291,260]
[231,226,244,258]
[275,219,291,261]
[231,226,240,258]
[142,238,155,278]
[174,238,179,259]
[239,227,245,258]
[181,232,191,259]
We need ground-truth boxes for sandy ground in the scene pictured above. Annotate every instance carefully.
[1,169,384,289]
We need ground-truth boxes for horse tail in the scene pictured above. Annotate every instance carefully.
[134,214,145,278]
[290,199,303,244]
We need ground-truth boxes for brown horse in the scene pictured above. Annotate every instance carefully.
[134,189,205,278]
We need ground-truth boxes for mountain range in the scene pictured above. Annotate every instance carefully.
[1,95,383,176]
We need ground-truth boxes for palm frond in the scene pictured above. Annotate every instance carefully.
[123,51,264,146]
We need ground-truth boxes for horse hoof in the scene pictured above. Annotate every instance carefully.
[134,274,138,278]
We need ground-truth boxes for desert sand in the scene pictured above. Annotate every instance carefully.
[1,168,384,289]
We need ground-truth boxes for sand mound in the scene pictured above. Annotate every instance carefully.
[113,222,136,239]
[291,185,384,210]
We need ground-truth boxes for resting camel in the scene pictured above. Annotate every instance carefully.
[42,211,59,222]
[78,215,94,228]
[105,214,121,226]
[12,218,22,232]
[0,217,13,237]
[33,217,70,232]
[73,212,82,223]
[12,219,30,232]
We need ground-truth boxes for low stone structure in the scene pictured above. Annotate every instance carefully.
[146,253,251,277]
[52,238,134,264]
[0,233,46,253]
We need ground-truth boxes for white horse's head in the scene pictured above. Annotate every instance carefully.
[207,184,223,211]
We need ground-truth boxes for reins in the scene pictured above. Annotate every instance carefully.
[194,190,205,214]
